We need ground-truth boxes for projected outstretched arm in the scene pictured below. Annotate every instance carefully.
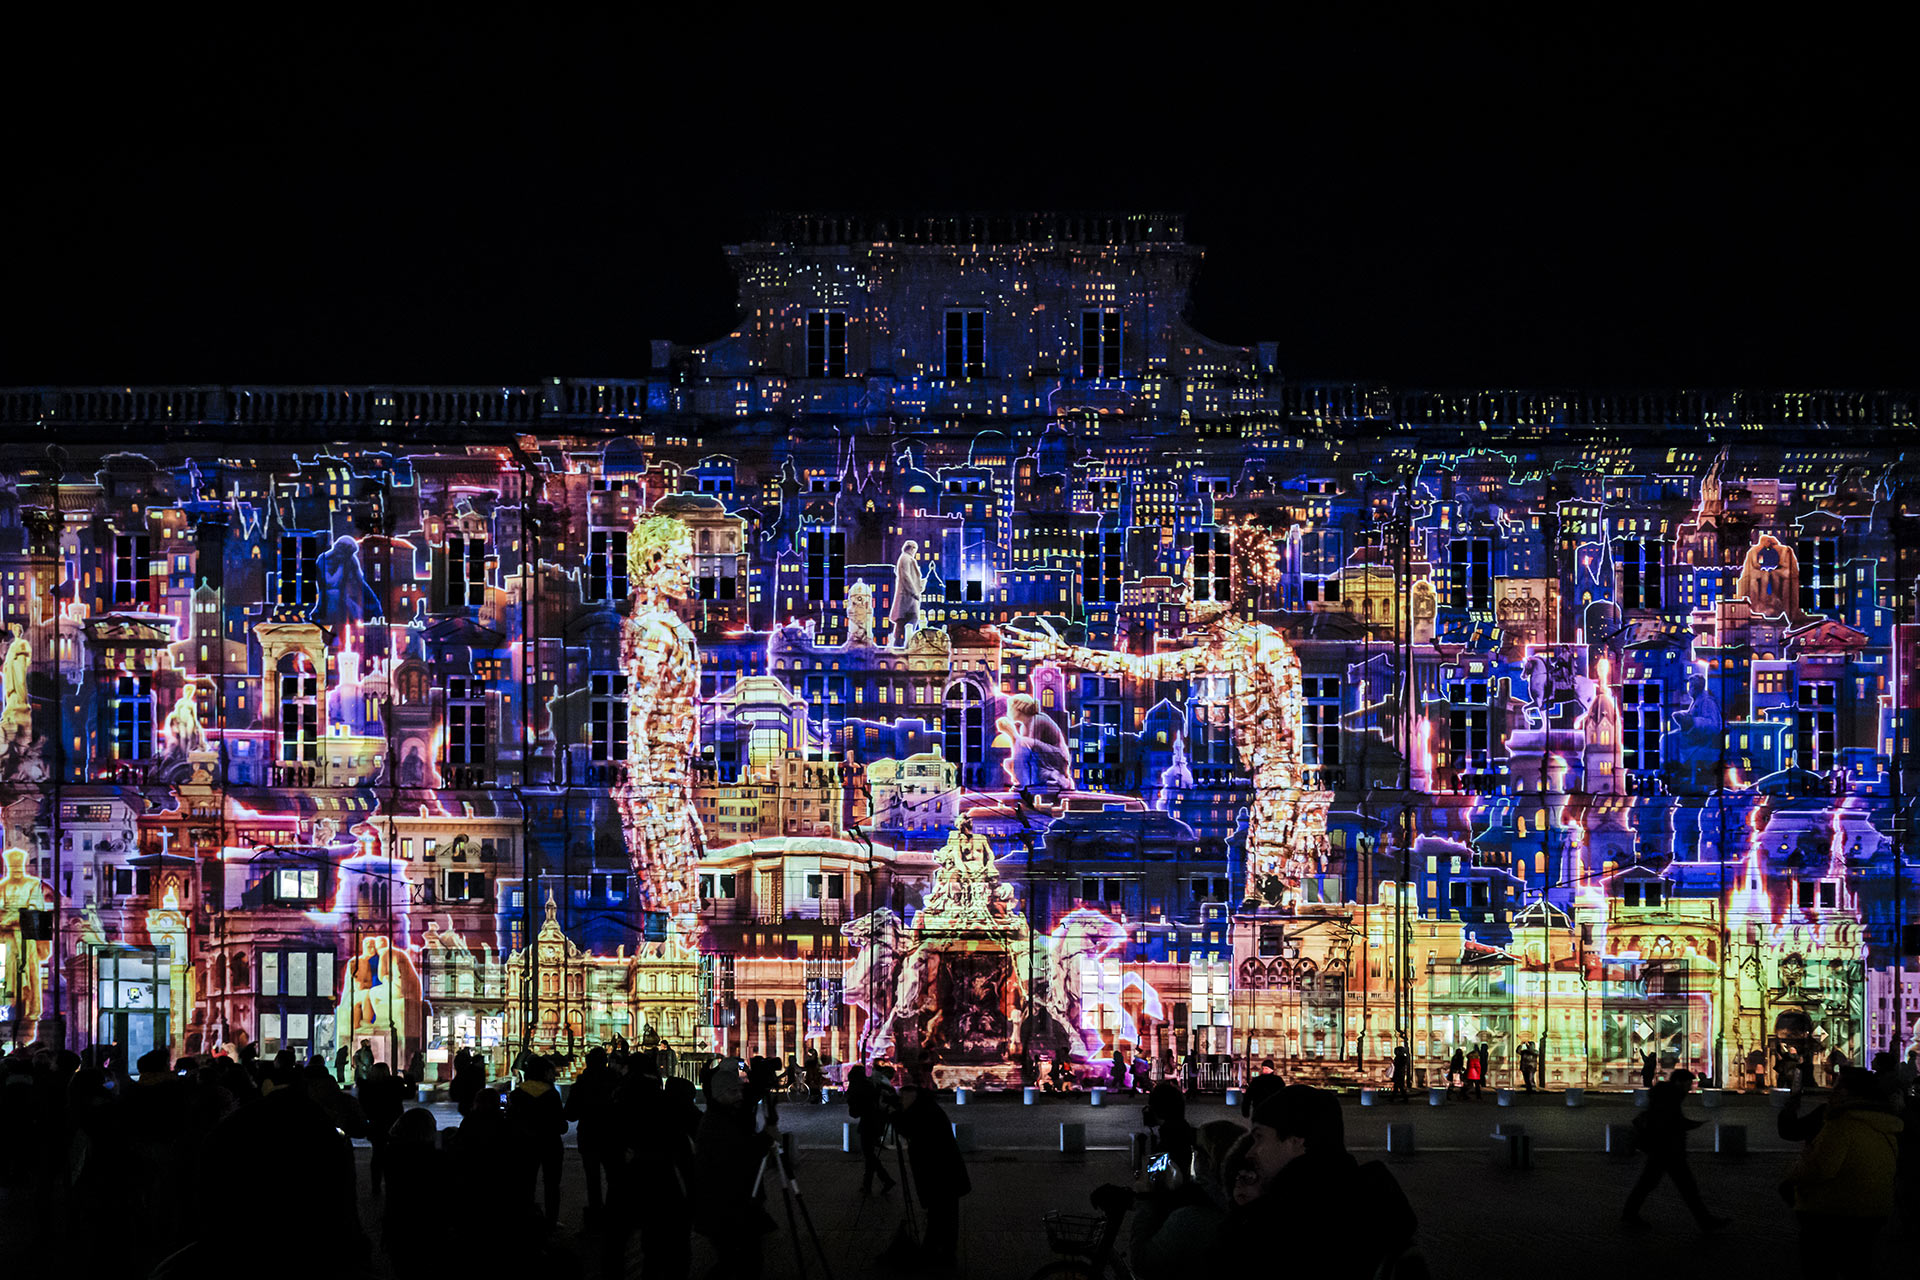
[1006,615,1322,907]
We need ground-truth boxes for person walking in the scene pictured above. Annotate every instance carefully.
[333,1041,350,1085]
[1782,1067,1902,1278]
[1518,1041,1537,1092]
[1622,1070,1731,1232]
[507,1055,567,1230]
[1447,1048,1466,1099]
[893,1083,972,1268]
[846,1064,896,1196]
[1464,1048,1484,1099]
[1390,1044,1411,1100]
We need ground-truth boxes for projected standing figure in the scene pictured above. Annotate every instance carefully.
[1005,571,1328,909]
[616,514,707,934]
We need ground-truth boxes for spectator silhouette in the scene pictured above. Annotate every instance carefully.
[846,1064,897,1195]
[1447,1048,1466,1098]
[1144,1081,1196,1175]
[358,1061,406,1195]
[1622,1070,1731,1232]
[693,1061,772,1280]
[381,1107,459,1271]
[451,1044,484,1115]
[567,1044,620,1230]
[1642,1051,1658,1089]
[352,1038,375,1087]
[1390,1044,1412,1099]
[1782,1066,1902,1277]
[894,1083,972,1269]
[507,1054,568,1230]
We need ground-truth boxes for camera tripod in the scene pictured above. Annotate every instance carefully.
[753,1134,836,1280]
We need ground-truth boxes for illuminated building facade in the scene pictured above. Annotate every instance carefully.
[2,211,1918,1089]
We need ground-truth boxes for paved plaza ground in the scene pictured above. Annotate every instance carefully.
[363,1089,1910,1279]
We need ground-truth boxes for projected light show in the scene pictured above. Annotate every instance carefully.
[3,212,1917,1097]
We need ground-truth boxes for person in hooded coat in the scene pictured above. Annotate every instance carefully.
[1782,1066,1903,1277]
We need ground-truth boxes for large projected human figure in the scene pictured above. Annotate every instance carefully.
[615,514,706,932]
[1005,574,1327,908]
[0,846,52,1025]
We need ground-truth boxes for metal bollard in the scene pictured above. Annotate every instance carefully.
[1605,1123,1636,1155]
[1496,1088,1515,1106]
[1632,1088,1649,1108]
[1130,1131,1149,1177]
[1089,1088,1106,1107]
[1060,1122,1087,1154]
[1023,1086,1038,1105]
[1714,1124,1747,1157]
[954,1087,970,1106]
[1360,1088,1379,1107]
[1429,1088,1447,1106]
[1224,1088,1242,1108]
[1387,1122,1415,1155]
[952,1122,976,1153]
[842,1122,856,1154]
[1564,1088,1585,1107]
[1699,1088,1724,1109]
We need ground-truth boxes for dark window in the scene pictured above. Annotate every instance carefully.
[1080,308,1122,378]
[446,676,488,767]
[447,535,486,608]
[114,674,153,760]
[444,871,486,901]
[113,533,151,607]
[586,529,629,603]
[1801,536,1841,613]
[806,310,849,377]
[278,534,320,608]
[1797,681,1837,772]
[1191,530,1231,602]
[945,310,985,378]
[1449,539,1493,612]
[1622,681,1663,773]
[1082,530,1124,603]
[1616,539,1664,610]
[806,530,846,602]
[942,682,984,768]
[591,673,628,761]
[1448,680,1490,777]
[1303,676,1341,772]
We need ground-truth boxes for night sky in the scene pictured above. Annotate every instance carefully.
[5,21,1912,390]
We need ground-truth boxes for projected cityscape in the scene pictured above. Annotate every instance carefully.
[3,213,1916,1094]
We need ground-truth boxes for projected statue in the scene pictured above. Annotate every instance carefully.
[1006,580,1328,909]
[0,629,30,744]
[889,541,923,645]
[0,847,53,1025]
[615,513,707,934]
[846,579,876,646]
[999,693,1075,793]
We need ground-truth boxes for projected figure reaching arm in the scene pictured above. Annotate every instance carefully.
[1004,603,1327,909]
[616,515,707,934]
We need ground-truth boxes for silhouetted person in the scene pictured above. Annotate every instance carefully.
[1465,1047,1484,1099]
[568,1045,620,1229]
[507,1056,567,1229]
[1782,1067,1902,1277]
[693,1062,771,1280]
[1476,1043,1490,1095]
[1144,1081,1195,1175]
[334,1041,351,1083]
[1210,1085,1418,1278]
[1447,1048,1466,1098]
[1390,1044,1411,1099]
[1642,1051,1658,1089]
[358,1061,406,1194]
[352,1038,375,1087]
[1622,1070,1730,1232]
[846,1064,896,1195]
[451,1045,484,1116]
[894,1084,971,1268]
[457,1086,510,1182]
[1518,1041,1538,1092]
[602,1068,696,1280]
[382,1107,457,1272]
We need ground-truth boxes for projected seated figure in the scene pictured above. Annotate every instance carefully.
[998,693,1075,794]
[1004,559,1328,909]
[1663,673,1724,791]
[615,513,707,938]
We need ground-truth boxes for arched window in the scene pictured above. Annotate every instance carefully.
[277,652,319,763]
[943,682,983,769]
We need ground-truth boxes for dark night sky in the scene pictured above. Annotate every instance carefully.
[3,19,1912,389]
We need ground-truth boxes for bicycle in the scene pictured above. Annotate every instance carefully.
[1028,1183,1135,1280]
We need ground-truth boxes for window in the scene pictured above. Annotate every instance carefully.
[1623,883,1664,908]
[1079,675,1123,773]
[697,550,737,601]
[1449,881,1492,910]
[1801,536,1840,613]
[1797,681,1837,772]
[1301,575,1342,603]
[590,673,628,762]
[1080,308,1122,378]
[278,534,320,609]
[446,676,487,767]
[945,309,985,378]
[444,871,486,901]
[806,530,845,602]
[1622,681,1662,774]
[1190,876,1231,902]
[588,872,627,902]
[1448,680,1490,777]
[1617,539,1664,610]
[109,867,154,897]
[1080,877,1126,903]
[1795,880,1838,911]
[113,533,152,607]
[278,657,318,763]
[1449,539,1493,612]
[446,534,485,608]
[699,872,737,899]
[585,529,628,603]
[1191,674,1232,766]
[805,873,846,899]
[805,309,848,377]
[1082,531,1123,603]
[113,674,153,760]
[942,682,984,770]
[1191,530,1231,602]
[273,867,322,903]
[1302,676,1341,775]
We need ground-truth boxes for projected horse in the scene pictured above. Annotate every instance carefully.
[842,907,907,1060]
[1038,906,1130,1060]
